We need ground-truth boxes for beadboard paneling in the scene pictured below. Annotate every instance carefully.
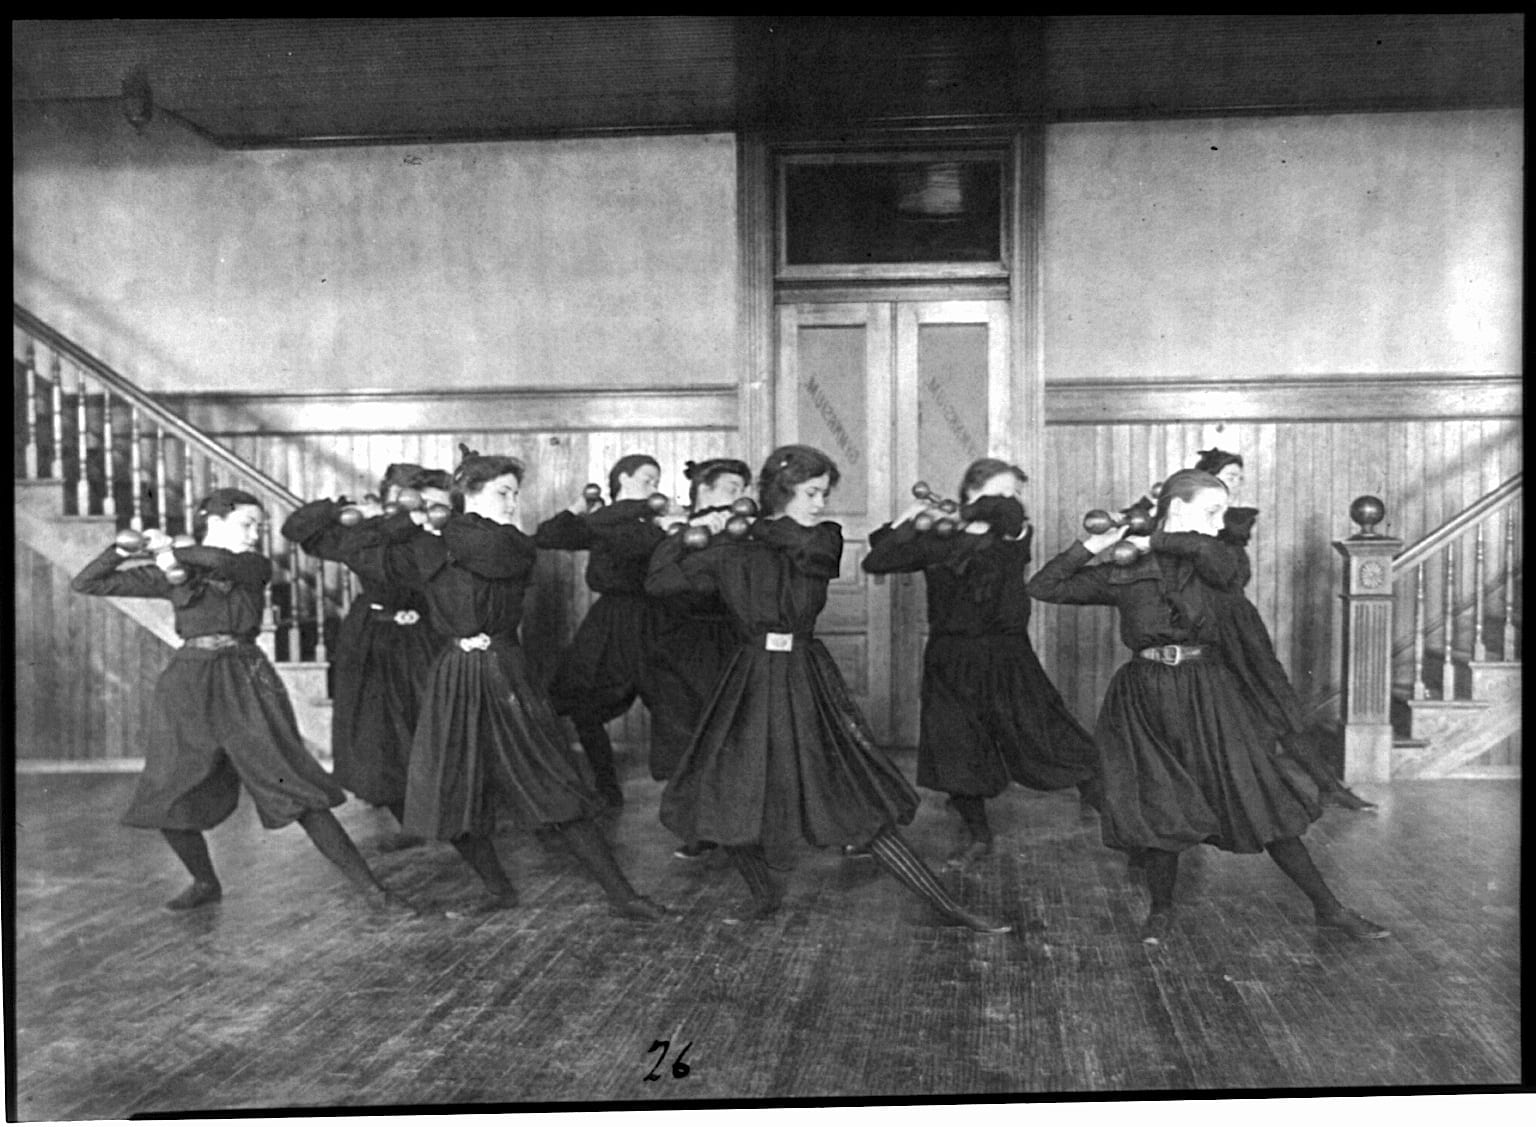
[1032,416,1522,729]
[14,541,173,760]
[217,425,748,752]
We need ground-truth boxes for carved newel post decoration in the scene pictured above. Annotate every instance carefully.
[1332,496,1402,783]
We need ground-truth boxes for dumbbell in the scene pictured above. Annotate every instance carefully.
[582,483,606,510]
[933,515,960,538]
[724,514,753,538]
[681,524,711,551]
[1107,540,1144,567]
[172,534,196,549]
[338,505,365,527]
[1083,508,1154,536]
[395,487,424,513]
[115,528,148,554]
[730,496,759,518]
[425,502,453,531]
[647,492,673,515]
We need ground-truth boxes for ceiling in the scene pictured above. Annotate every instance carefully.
[12,16,1525,148]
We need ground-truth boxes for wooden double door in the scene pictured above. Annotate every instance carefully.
[776,299,1013,748]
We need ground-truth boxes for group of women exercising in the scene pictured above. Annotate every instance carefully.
[71,440,1389,943]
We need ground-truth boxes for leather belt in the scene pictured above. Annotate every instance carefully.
[183,634,242,650]
[1135,644,1210,667]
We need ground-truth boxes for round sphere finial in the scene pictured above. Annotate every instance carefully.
[1349,495,1386,538]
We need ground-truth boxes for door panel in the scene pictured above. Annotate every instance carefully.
[777,300,1009,748]
[777,303,894,740]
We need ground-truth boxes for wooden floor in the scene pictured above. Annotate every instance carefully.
[6,761,1523,1118]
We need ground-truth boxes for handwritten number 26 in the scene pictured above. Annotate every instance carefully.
[645,1039,692,1080]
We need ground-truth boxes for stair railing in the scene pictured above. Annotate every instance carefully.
[1333,474,1522,781]
[14,303,345,664]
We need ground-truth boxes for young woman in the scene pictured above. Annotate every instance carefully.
[645,457,753,860]
[536,454,671,810]
[383,448,667,920]
[280,464,452,847]
[646,444,1009,933]
[1027,469,1389,943]
[1189,448,1376,811]
[863,458,1100,864]
[72,488,411,915]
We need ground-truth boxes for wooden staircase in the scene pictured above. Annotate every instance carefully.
[1335,478,1521,780]
[14,305,337,761]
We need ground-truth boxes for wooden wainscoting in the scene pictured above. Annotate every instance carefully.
[14,540,173,761]
[1033,410,1522,731]
[206,412,747,756]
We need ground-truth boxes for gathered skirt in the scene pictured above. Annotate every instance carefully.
[917,633,1099,797]
[124,643,345,832]
[1094,655,1320,854]
[329,600,444,805]
[642,611,737,781]
[545,593,667,726]
[660,639,919,853]
[405,639,602,840]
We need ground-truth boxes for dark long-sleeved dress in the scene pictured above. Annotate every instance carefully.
[72,545,345,831]
[645,518,919,854]
[641,507,742,781]
[862,522,1098,797]
[281,499,446,806]
[536,500,675,756]
[1026,532,1319,854]
[377,513,602,840]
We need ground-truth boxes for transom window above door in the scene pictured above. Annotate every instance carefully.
[778,151,1009,281]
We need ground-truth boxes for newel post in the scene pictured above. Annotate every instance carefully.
[1332,496,1402,783]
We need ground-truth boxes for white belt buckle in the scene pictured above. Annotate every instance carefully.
[765,632,794,652]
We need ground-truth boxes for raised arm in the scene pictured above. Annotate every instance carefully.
[443,514,537,580]
[1148,530,1245,591]
[533,509,594,551]
[71,546,173,599]
[645,530,723,599]
[1024,541,1116,606]
[862,521,952,574]
[280,498,353,562]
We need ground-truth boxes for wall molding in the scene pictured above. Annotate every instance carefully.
[1045,374,1521,424]
[162,385,739,436]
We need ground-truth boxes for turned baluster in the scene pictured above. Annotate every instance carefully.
[258,519,278,661]
[22,340,40,479]
[1472,523,1487,662]
[73,365,91,516]
[1442,544,1457,698]
[1411,563,1428,701]
[128,408,144,531]
[48,350,65,480]
[101,391,117,520]
[313,556,329,665]
[154,425,170,534]
[286,535,303,661]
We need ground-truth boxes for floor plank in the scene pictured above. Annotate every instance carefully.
[7,765,1523,1116]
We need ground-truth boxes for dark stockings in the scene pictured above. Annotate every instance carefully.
[556,817,640,904]
[1265,836,1344,917]
[1143,848,1179,913]
[298,809,388,895]
[161,829,222,909]
[867,827,1007,932]
[726,844,782,916]
[451,834,518,902]
[950,795,993,845]
[575,721,624,807]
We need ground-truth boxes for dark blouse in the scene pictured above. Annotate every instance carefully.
[380,512,538,639]
[1025,532,1245,651]
[534,500,666,596]
[281,498,429,613]
[71,545,272,640]
[862,523,1035,637]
